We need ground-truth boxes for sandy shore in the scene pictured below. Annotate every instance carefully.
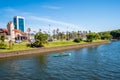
[0,41,109,58]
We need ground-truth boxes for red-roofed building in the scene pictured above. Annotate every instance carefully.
[0,22,27,41]
[13,29,27,40]
[0,28,8,35]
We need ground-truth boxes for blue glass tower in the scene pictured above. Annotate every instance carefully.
[13,16,25,32]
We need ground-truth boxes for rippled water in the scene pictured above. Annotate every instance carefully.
[0,41,120,80]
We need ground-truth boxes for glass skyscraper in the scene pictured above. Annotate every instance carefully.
[13,16,25,32]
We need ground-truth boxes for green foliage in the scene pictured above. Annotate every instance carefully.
[0,41,7,49]
[59,32,65,41]
[27,28,31,32]
[99,32,112,40]
[86,33,100,42]
[31,40,48,47]
[86,39,93,42]
[0,34,7,49]
[0,35,5,42]
[35,32,48,41]
[73,38,82,43]
[8,40,14,49]
[31,32,48,47]
[110,29,120,39]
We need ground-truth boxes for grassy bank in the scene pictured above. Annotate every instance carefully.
[44,40,86,47]
[0,42,32,52]
[0,40,108,52]
[45,40,108,47]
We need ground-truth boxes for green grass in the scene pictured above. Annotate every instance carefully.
[0,39,109,52]
[44,40,77,47]
[0,42,32,52]
[93,39,109,42]
[45,39,109,47]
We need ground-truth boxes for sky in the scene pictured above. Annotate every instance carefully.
[0,0,120,33]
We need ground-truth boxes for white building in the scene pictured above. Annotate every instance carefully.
[7,22,15,41]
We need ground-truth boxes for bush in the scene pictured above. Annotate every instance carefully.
[27,40,44,48]
[0,41,7,49]
[86,39,93,42]
[26,44,31,47]
[8,40,14,49]
[73,38,82,43]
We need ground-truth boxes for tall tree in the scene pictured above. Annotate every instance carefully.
[110,29,120,39]
[86,32,100,42]
[56,28,59,40]
[27,28,31,33]
[27,28,31,40]
[32,32,48,47]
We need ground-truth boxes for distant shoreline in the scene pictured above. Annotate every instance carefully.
[0,41,109,58]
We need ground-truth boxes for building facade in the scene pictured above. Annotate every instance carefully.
[7,22,15,41]
[13,16,25,32]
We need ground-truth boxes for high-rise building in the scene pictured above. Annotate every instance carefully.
[13,16,25,32]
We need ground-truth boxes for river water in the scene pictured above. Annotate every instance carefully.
[0,41,120,80]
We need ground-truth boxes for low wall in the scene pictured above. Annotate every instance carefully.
[0,41,109,58]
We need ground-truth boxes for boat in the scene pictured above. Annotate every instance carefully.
[53,53,71,57]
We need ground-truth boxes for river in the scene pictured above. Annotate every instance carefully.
[0,41,120,80]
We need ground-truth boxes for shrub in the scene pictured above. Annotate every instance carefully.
[86,39,93,42]
[8,40,14,49]
[26,44,31,47]
[73,38,82,43]
[0,41,7,49]
[27,40,44,48]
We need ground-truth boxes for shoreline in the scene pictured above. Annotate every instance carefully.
[0,41,109,58]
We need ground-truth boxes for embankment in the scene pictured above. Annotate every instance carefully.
[0,41,109,58]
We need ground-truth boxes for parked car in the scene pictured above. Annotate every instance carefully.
[15,40,22,43]
[29,39,35,43]
[48,38,53,42]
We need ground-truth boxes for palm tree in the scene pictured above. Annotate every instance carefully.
[56,28,59,40]
[27,28,31,40]
[53,29,56,39]
[27,28,31,33]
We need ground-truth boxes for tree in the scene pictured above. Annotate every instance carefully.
[0,34,7,49]
[8,40,14,49]
[27,28,31,40]
[31,32,48,47]
[59,32,65,41]
[73,38,82,43]
[94,33,100,40]
[101,33,112,40]
[99,32,112,40]
[86,33,100,42]
[0,34,5,42]
[0,41,7,49]
[27,28,31,33]
[53,29,56,39]
[110,29,120,39]
[77,31,81,38]
[56,28,59,40]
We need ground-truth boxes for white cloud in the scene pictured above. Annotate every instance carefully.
[3,7,31,16]
[1,7,86,31]
[28,15,85,29]
[42,5,61,10]
[0,22,6,28]
[27,15,87,31]
[4,7,16,12]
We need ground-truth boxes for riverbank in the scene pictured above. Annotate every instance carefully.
[0,41,109,58]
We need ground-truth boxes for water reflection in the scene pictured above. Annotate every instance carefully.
[35,55,48,71]
[0,41,120,80]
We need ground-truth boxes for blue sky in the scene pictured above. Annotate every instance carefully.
[0,0,120,33]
